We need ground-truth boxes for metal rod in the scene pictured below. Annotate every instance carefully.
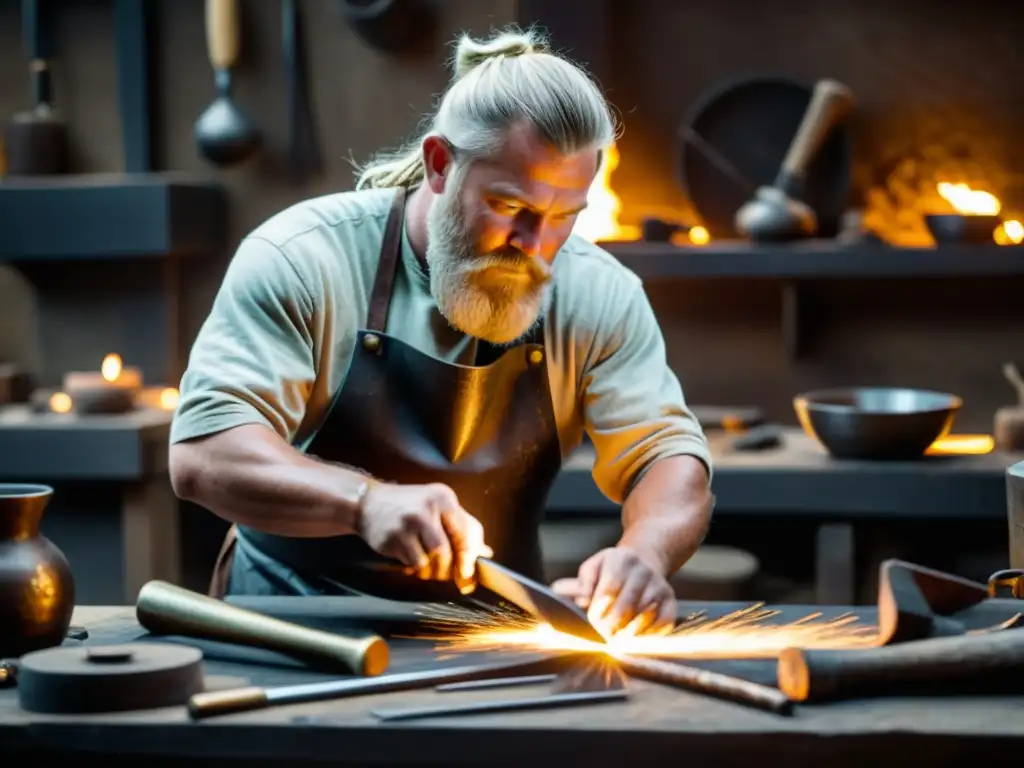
[616,655,793,715]
[187,655,575,720]
[372,689,630,722]
[436,673,558,693]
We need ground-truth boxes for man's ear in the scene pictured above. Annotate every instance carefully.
[422,135,455,194]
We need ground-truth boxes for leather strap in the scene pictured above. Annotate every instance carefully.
[367,187,408,332]
[208,524,239,599]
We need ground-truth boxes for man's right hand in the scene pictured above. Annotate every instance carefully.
[356,482,492,593]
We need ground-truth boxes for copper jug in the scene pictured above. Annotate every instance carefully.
[0,484,75,657]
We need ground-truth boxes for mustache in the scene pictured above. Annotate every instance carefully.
[476,249,553,284]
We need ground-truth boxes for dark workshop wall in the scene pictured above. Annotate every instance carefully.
[0,0,517,386]
[0,0,1016,595]
[0,0,519,595]
[600,0,1024,431]
[2,0,1022,433]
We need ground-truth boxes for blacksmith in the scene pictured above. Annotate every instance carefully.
[169,27,713,637]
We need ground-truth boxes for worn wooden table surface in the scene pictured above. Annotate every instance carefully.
[2,601,1023,767]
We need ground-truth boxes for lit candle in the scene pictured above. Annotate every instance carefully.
[137,386,181,411]
[62,353,143,414]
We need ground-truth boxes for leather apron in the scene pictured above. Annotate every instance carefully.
[208,187,563,603]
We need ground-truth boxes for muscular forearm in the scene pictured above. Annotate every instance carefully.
[617,455,713,576]
[169,423,370,538]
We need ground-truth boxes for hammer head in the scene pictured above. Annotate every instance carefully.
[735,186,817,242]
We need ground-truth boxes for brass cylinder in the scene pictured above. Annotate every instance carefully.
[1008,461,1024,570]
[188,685,268,719]
[136,580,389,677]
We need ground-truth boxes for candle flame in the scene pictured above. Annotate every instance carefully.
[159,387,180,410]
[688,225,710,245]
[48,391,73,414]
[101,353,122,383]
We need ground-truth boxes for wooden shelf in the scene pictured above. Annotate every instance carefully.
[601,240,1024,360]
[0,405,172,481]
[0,173,228,260]
[549,431,1019,520]
[602,240,1024,279]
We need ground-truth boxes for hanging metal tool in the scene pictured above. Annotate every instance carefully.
[194,0,262,167]
[282,0,320,182]
[4,0,69,175]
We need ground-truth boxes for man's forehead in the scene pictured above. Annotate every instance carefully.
[478,122,599,195]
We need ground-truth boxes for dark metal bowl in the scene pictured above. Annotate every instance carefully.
[925,214,1001,245]
[793,387,962,460]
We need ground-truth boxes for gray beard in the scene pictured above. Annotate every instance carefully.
[424,182,552,346]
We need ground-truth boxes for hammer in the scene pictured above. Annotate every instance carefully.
[734,79,855,242]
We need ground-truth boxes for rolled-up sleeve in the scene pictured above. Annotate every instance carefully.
[581,280,712,504]
[171,236,317,445]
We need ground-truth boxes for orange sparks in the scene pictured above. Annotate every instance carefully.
[418,603,880,660]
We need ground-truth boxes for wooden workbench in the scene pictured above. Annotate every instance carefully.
[2,603,1022,767]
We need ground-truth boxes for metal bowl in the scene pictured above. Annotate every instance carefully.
[925,214,1000,245]
[793,387,962,460]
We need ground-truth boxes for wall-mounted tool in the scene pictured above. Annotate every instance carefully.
[282,0,320,182]
[734,79,855,242]
[195,0,262,167]
[4,0,69,176]
[678,76,853,240]
[336,0,437,56]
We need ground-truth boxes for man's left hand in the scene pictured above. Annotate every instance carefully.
[551,547,676,637]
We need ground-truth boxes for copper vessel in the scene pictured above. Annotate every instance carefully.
[0,484,75,657]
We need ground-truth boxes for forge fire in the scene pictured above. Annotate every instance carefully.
[573,133,1024,247]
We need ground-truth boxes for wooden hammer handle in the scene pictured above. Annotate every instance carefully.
[780,79,854,177]
[205,0,240,70]
[778,628,1024,703]
[136,580,390,677]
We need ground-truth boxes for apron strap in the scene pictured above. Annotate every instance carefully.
[366,187,408,333]
[208,524,239,599]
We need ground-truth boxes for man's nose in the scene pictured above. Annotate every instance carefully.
[510,221,543,259]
